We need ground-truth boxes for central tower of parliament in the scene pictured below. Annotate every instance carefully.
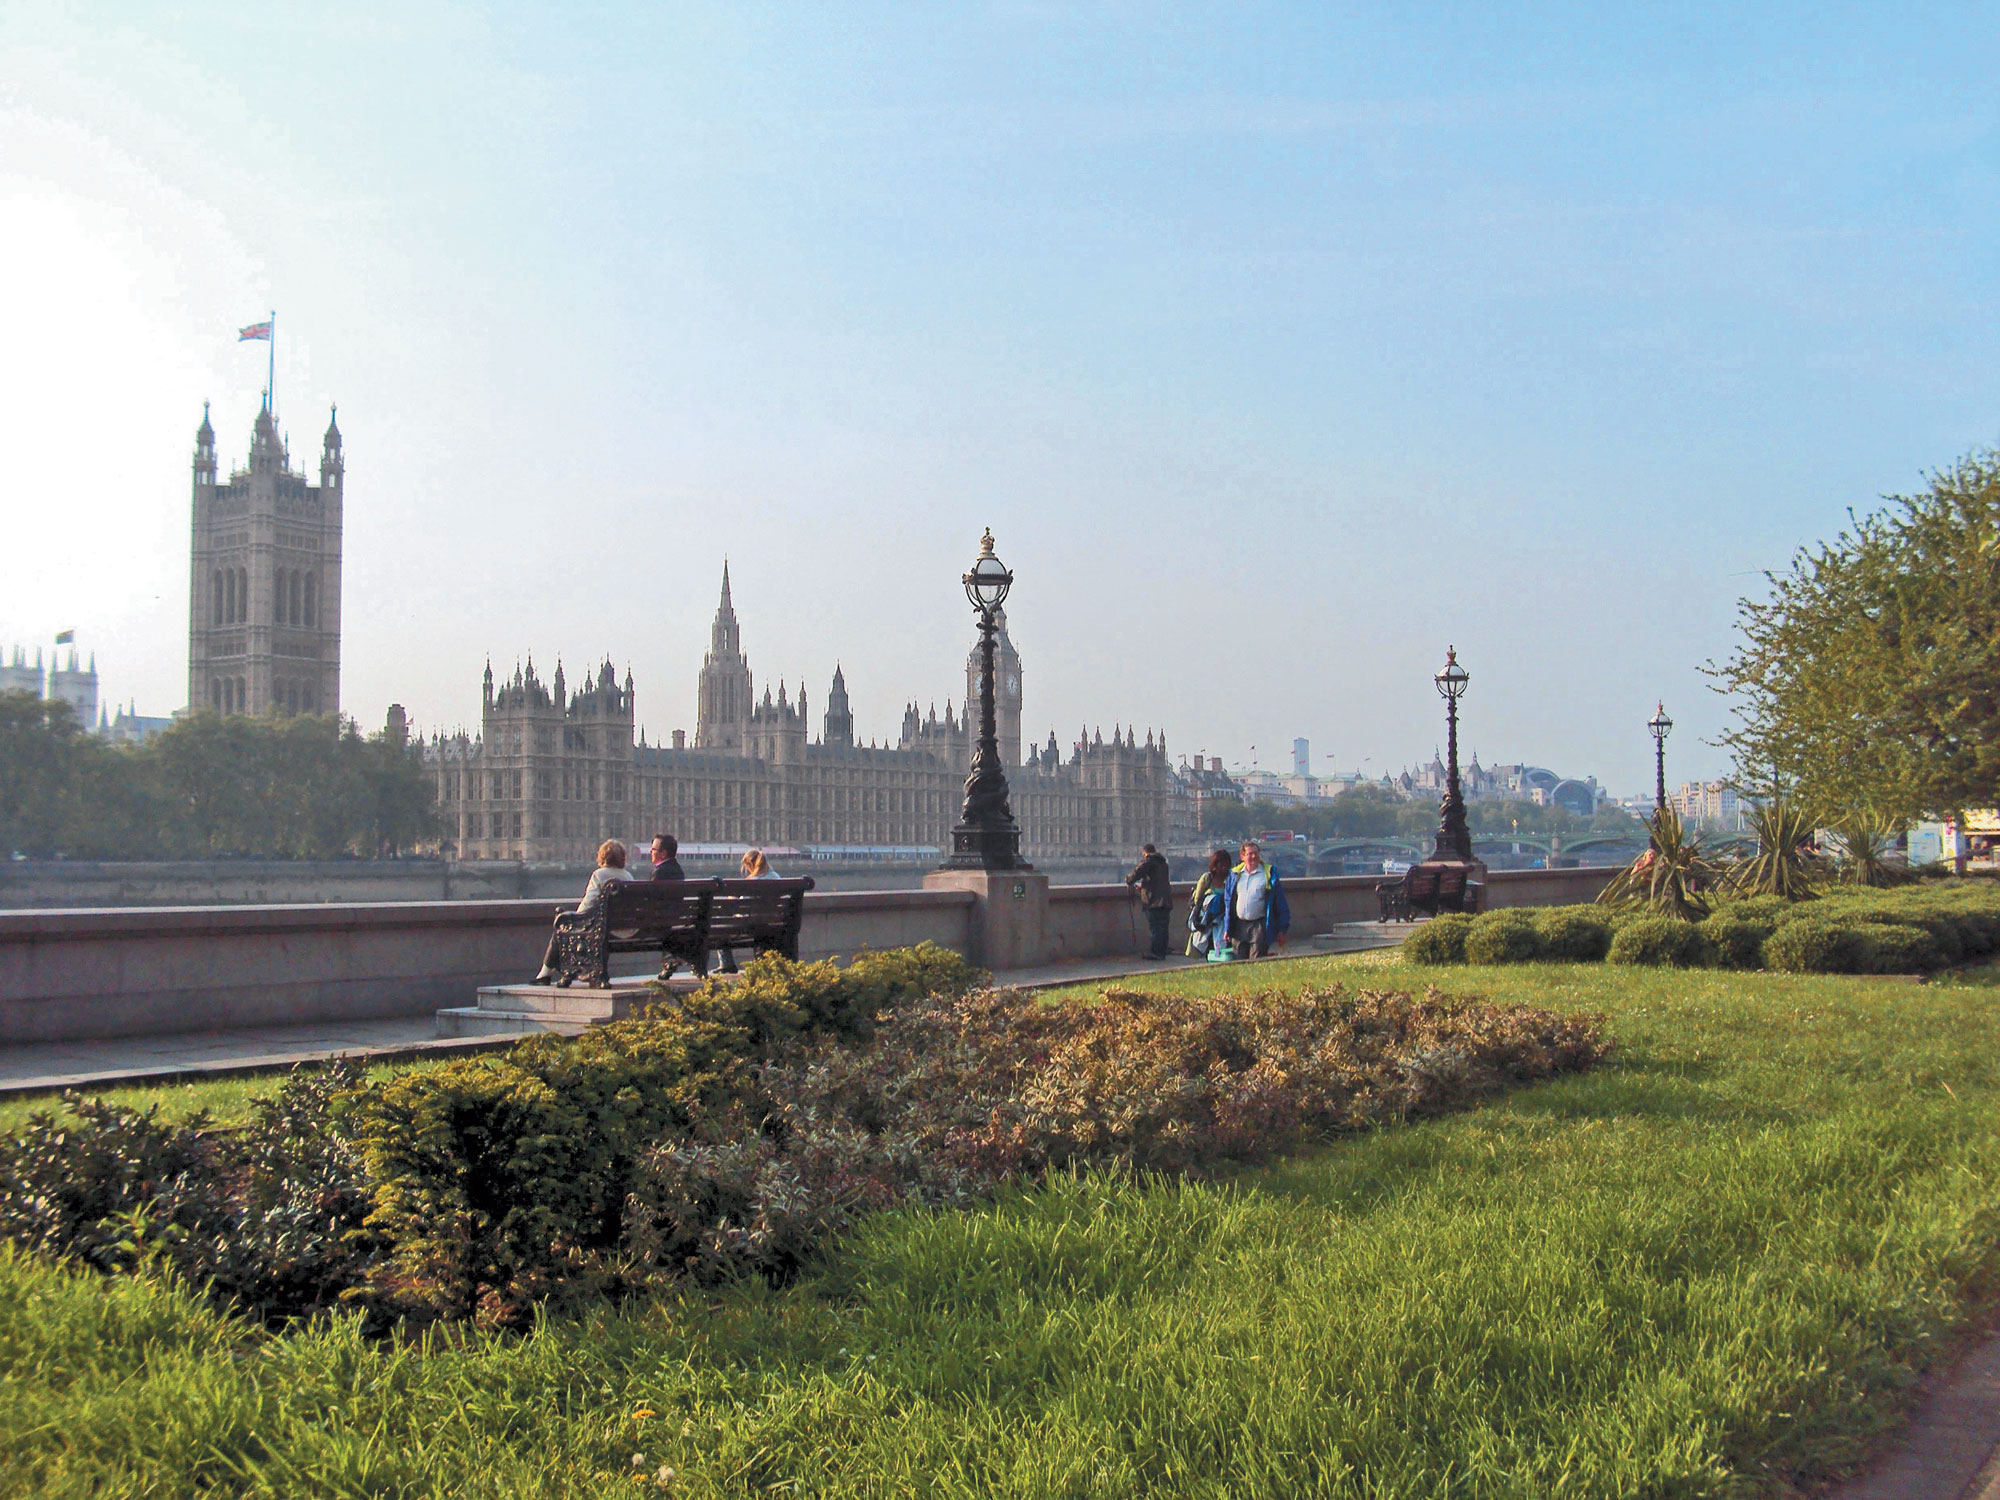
[428,568,1182,861]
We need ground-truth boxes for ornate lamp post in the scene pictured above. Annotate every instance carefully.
[944,529,1030,870]
[1648,702,1673,813]
[1430,647,1473,863]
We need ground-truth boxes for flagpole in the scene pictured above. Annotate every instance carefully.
[266,310,276,414]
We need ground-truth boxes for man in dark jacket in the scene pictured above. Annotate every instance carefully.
[649,833,686,881]
[1125,843,1173,959]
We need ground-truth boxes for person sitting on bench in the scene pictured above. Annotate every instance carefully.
[531,839,633,983]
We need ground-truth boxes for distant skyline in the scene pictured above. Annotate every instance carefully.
[3,3,1996,798]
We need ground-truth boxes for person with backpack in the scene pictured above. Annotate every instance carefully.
[1124,843,1173,959]
[1186,848,1232,958]
[1223,839,1290,959]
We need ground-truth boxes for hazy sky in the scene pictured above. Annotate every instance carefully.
[3,3,1995,796]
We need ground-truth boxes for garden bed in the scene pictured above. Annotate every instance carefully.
[4,953,1997,1497]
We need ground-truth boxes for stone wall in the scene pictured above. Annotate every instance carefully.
[0,857,1138,909]
[0,867,1618,1047]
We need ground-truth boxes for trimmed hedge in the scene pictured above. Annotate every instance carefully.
[1609,917,1716,969]
[1533,905,1615,961]
[1463,909,1545,965]
[1404,913,1475,965]
[1415,880,2000,974]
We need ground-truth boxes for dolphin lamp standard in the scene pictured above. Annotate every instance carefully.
[1429,647,1474,864]
[944,529,1029,870]
[1648,702,1674,813]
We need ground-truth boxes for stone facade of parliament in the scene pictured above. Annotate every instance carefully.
[427,568,1185,861]
[187,403,345,717]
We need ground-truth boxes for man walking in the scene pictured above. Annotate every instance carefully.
[1125,843,1173,959]
[649,833,686,881]
[1224,840,1290,959]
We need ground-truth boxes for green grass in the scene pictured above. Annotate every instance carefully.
[0,1059,432,1134]
[3,953,1998,1498]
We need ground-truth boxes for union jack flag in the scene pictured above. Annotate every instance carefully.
[238,321,272,341]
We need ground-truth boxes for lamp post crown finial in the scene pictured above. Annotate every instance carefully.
[979,527,995,557]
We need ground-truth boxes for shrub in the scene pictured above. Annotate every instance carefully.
[1702,914,1773,970]
[1532,906,1614,961]
[1463,910,1546,965]
[842,941,989,1009]
[1403,913,1474,964]
[1763,916,1869,974]
[0,1063,372,1320]
[1853,922,1944,974]
[1608,916,1716,968]
[1729,797,1830,900]
[619,984,1612,1285]
[1597,808,1722,919]
[1712,894,1797,925]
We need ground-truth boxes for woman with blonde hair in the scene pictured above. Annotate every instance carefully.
[531,839,634,983]
[740,848,777,879]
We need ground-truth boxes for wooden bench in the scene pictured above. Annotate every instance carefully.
[1376,862,1483,922]
[705,877,816,975]
[547,879,719,989]
[546,875,818,988]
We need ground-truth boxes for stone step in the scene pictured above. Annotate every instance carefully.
[1310,921,1421,952]
[434,1006,594,1038]
[471,983,640,1018]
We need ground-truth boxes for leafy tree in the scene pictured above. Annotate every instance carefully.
[0,705,436,860]
[1710,447,2000,823]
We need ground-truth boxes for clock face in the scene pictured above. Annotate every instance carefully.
[1005,673,1019,695]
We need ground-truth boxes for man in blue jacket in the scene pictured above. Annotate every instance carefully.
[1223,840,1290,959]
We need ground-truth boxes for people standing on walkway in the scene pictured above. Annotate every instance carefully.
[532,839,635,982]
[1124,843,1173,959]
[1186,848,1232,958]
[649,833,686,881]
[1224,840,1290,960]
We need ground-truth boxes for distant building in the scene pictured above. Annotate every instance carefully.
[427,569,1181,862]
[188,399,344,717]
[106,702,176,745]
[1395,754,1600,817]
[1674,779,1745,830]
[46,649,99,728]
[0,647,42,699]
[1292,738,1310,777]
[0,645,101,729]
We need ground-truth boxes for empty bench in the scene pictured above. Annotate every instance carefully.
[1375,862,1483,922]
[545,876,818,989]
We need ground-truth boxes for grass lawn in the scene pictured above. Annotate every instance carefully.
[3,954,1997,1498]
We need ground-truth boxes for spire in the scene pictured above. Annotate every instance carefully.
[196,401,213,445]
[323,405,341,450]
[721,558,732,609]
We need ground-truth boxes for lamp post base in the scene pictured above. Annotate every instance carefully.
[923,866,1050,969]
[940,821,1032,871]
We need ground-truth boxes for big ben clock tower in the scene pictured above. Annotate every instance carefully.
[965,605,1022,766]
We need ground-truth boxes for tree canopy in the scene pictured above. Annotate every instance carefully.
[0,697,437,860]
[1710,446,2000,822]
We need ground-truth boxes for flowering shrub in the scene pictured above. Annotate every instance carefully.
[618,984,1610,1287]
[0,951,1607,1330]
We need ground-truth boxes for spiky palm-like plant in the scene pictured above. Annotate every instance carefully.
[1730,796,1828,900]
[1596,806,1722,920]
[1828,809,1909,887]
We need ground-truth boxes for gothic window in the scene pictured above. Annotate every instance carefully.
[290,571,303,626]
[304,572,316,627]
[223,569,237,624]
[492,773,506,800]
[212,572,224,626]
[513,770,523,798]
[536,771,552,799]
[302,683,315,712]
[236,676,247,711]
[511,813,522,837]
[238,567,249,624]
[211,679,222,710]
[491,814,504,838]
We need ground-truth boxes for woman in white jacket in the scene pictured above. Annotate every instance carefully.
[531,839,634,982]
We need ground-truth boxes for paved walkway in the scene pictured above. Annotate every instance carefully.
[1827,1329,2000,1500]
[0,944,1361,1097]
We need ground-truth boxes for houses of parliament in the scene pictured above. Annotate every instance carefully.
[426,567,1185,861]
[183,403,1184,860]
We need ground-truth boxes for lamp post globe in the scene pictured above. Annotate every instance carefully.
[944,528,1028,871]
[1429,647,1474,864]
[963,529,1012,613]
[1648,702,1673,812]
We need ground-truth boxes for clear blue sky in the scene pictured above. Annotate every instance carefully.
[2,2,1994,795]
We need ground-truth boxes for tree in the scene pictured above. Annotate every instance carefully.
[1710,447,2000,824]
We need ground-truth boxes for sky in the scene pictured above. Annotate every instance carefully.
[2,2,1995,798]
